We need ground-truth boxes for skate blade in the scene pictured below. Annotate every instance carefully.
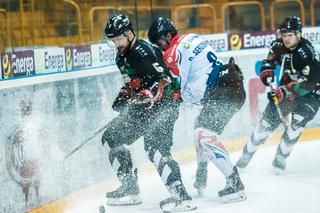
[162,202,197,212]
[106,195,142,206]
[272,167,285,175]
[161,198,197,212]
[220,190,247,203]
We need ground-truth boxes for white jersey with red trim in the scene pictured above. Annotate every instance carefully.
[163,34,222,103]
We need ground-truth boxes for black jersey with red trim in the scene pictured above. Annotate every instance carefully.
[116,39,171,91]
[264,37,320,96]
[112,39,180,112]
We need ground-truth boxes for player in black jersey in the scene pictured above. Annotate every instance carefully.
[101,14,195,212]
[236,16,320,173]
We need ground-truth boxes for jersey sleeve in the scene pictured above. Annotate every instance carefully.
[285,41,320,96]
[132,42,168,87]
[264,39,283,67]
[163,49,180,78]
[164,45,192,102]
[137,42,170,75]
[133,41,180,101]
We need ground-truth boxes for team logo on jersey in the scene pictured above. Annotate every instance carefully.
[167,56,173,63]
[136,45,148,57]
[302,65,310,75]
[183,42,191,49]
[297,48,307,59]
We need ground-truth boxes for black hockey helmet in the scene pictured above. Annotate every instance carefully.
[279,16,302,34]
[148,17,177,44]
[105,14,133,38]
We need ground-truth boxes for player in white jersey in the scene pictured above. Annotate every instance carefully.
[148,17,247,202]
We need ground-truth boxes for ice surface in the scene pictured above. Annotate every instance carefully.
[64,140,320,213]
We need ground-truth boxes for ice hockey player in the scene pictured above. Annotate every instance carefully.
[236,16,320,174]
[102,14,196,212]
[148,17,247,202]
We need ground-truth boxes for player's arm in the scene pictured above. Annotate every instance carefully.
[283,60,320,99]
[112,55,141,111]
[295,43,320,93]
[268,44,320,103]
[259,40,280,86]
[132,47,174,107]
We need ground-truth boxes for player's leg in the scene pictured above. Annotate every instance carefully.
[195,80,246,202]
[272,95,320,173]
[101,111,144,206]
[144,100,196,212]
[236,101,283,169]
[193,146,208,196]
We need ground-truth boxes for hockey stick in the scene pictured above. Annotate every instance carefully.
[268,82,286,124]
[64,124,109,160]
[267,56,287,125]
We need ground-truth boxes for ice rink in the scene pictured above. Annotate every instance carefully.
[63,140,320,213]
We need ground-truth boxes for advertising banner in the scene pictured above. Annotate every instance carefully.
[302,27,320,45]
[228,31,276,50]
[1,50,35,79]
[64,45,92,71]
[91,42,116,67]
[201,33,228,52]
[34,47,66,74]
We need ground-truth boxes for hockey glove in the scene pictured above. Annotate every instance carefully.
[260,70,274,86]
[130,76,172,109]
[267,85,294,104]
[260,61,275,86]
[112,87,131,112]
[130,89,155,109]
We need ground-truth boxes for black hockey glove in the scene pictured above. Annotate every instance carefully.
[260,61,275,86]
[112,87,131,112]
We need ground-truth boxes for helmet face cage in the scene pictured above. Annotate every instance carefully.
[279,16,302,34]
[105,14,132,38]
[148,17,177,44]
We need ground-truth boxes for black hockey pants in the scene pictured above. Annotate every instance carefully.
[252,93,320,148]
[102,98,182,186]
[195,78,246,134]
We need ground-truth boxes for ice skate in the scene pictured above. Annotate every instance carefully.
[218,167,247,203]
[106,169,142,206]
[193,161,208,197]
[272,150,287,175]
[236,144,255,169]
[160,181,197,212]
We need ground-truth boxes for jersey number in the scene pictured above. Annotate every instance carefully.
[152,62,164,73]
